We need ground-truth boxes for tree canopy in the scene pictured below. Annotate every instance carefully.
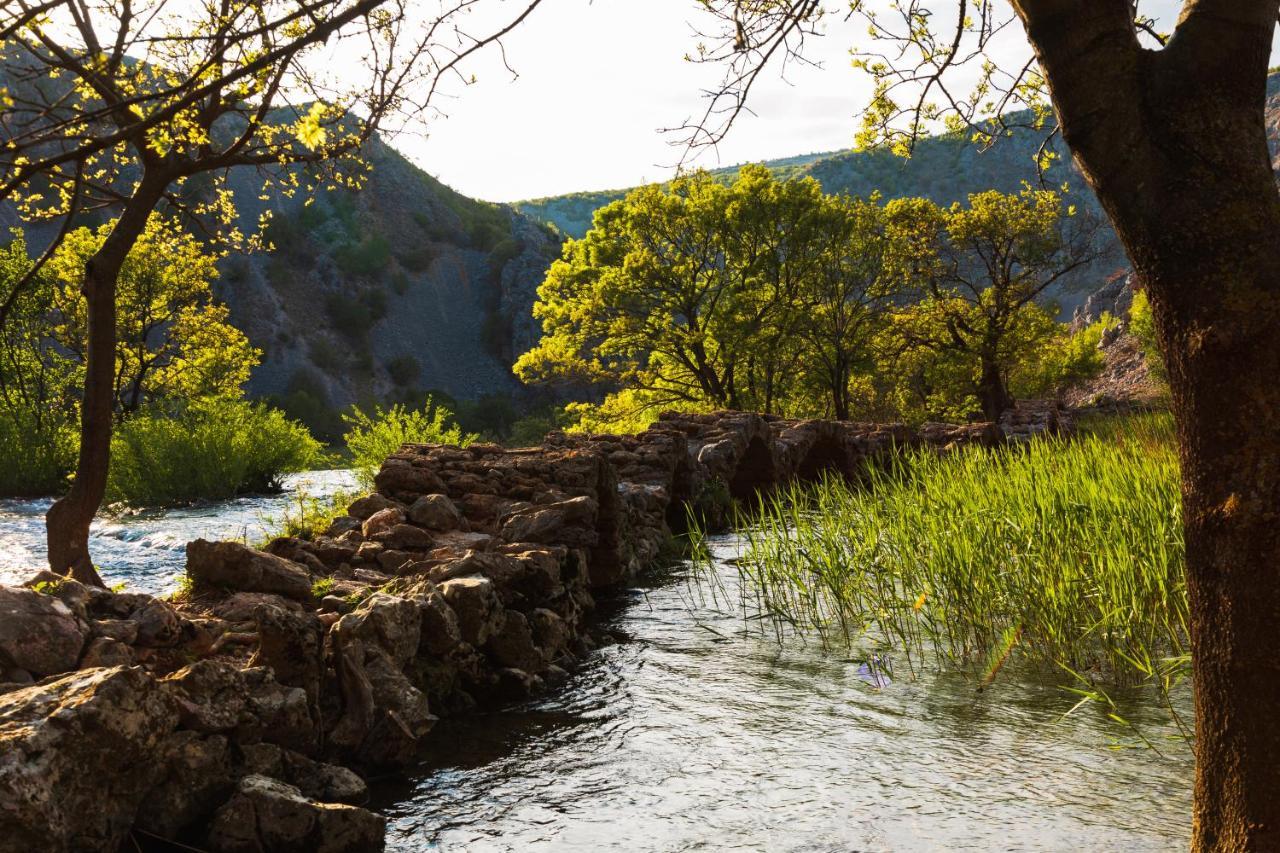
[517,167,1107,429]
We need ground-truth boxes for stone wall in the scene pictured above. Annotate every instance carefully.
[0,409,1056,852]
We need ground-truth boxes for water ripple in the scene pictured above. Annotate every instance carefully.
[374,543,1193,852]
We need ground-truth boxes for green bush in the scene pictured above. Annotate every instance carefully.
[343,398,477,488]
[0,409,78,496]
[385,355,421,387]
[1129,290,1169,389]
[107,399,325,507]
[333,235,391,277]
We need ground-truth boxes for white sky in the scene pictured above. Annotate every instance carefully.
[384,0,1212,203]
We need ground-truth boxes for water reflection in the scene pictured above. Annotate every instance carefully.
[0,469,356,593]
[374,536,1192,852]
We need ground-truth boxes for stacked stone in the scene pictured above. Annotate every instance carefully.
[0,407,1067,852]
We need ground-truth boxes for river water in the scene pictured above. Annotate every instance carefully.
[0,469,357,593]
[0,478,1194,851]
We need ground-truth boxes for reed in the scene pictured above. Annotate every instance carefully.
[697,413,1188,694]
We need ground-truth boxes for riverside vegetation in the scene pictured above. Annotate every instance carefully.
[697,412,1189,727]
[516,166,1114,430]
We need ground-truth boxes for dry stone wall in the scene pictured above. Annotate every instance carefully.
[0,408,1059,852]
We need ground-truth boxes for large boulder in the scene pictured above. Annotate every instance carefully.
[437,576,504,648]
[499,496,599,547]
[0,586,85,677]
[328,594,434,766]
[203,775,385,853]
[134,731,234,839]
[407,493,463,531]
[186,540,314,601]
[0,666,179,853]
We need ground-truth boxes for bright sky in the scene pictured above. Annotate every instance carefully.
[392,0,895,202]
[387,0,1211,203]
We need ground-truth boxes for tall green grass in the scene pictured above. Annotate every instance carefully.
[699,413,1187,694]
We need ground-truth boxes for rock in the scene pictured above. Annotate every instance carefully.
[165,659,251,734]
[135,731,234,838]
[130,598,183,647]
[209,591,303,622]
[329,594,434,766]
[415,585,463,657]
[250,605,326,710]
[204,775,385,853]
[187,539,314,601]
[438,576,504,647]
[361,506,405,538]
[79,637,135,669]
[499,495,599,546]
[242,668,318,754]
[493,667,543,701]
[529,608,571,662]
[91,618,139,644]
[0,667,178,852]
[320,594,355,614]
[236,744,368,805]
[407,494,463,531]
[373,523,434,552]
[347,493,398,520]
[374,460,448,501]
[0,585,85,677]
[280,751,369,805]
[486,610,543,672]
[326,515,362,537]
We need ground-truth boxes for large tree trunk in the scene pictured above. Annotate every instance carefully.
[1013,1,1280,846]
[46,191,161,586]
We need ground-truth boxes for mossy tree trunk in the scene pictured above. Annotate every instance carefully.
[1013,1,1280,846]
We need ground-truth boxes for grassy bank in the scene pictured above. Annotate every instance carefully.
[698,413,1188,697]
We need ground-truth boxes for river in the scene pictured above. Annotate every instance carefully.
[1,475,1194,851]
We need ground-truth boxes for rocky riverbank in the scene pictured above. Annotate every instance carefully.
[0,409,1057,852]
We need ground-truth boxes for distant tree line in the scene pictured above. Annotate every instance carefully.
[515,166,1111,429]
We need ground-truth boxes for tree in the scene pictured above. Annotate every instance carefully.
[882,188,1102,420]
[0,234,79,494]
[0,0,545,584]
[515,172,747,412]
[792,192,895,420]
[705,1,1280,844]
[514,166,874,423]
[45,215,257,415]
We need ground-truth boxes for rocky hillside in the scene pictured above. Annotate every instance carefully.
[211,138,561,437]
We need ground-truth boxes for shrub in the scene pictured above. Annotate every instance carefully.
[333,234,391,277]
[107,399,325,507]
[343,398,477,488]
[0,409,78,496]
[1129,290,1169,390]
[385,355,421,387]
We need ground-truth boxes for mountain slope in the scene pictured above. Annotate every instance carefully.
[211,136,560,435]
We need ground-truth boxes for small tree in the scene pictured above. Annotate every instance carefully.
[0,0,545,583]
[884,187,1103,420]
[44,216,257,415]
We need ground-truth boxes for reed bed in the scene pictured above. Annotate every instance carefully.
[698,413,1188,693]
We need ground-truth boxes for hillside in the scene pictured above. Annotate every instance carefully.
[209,137,561,437]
